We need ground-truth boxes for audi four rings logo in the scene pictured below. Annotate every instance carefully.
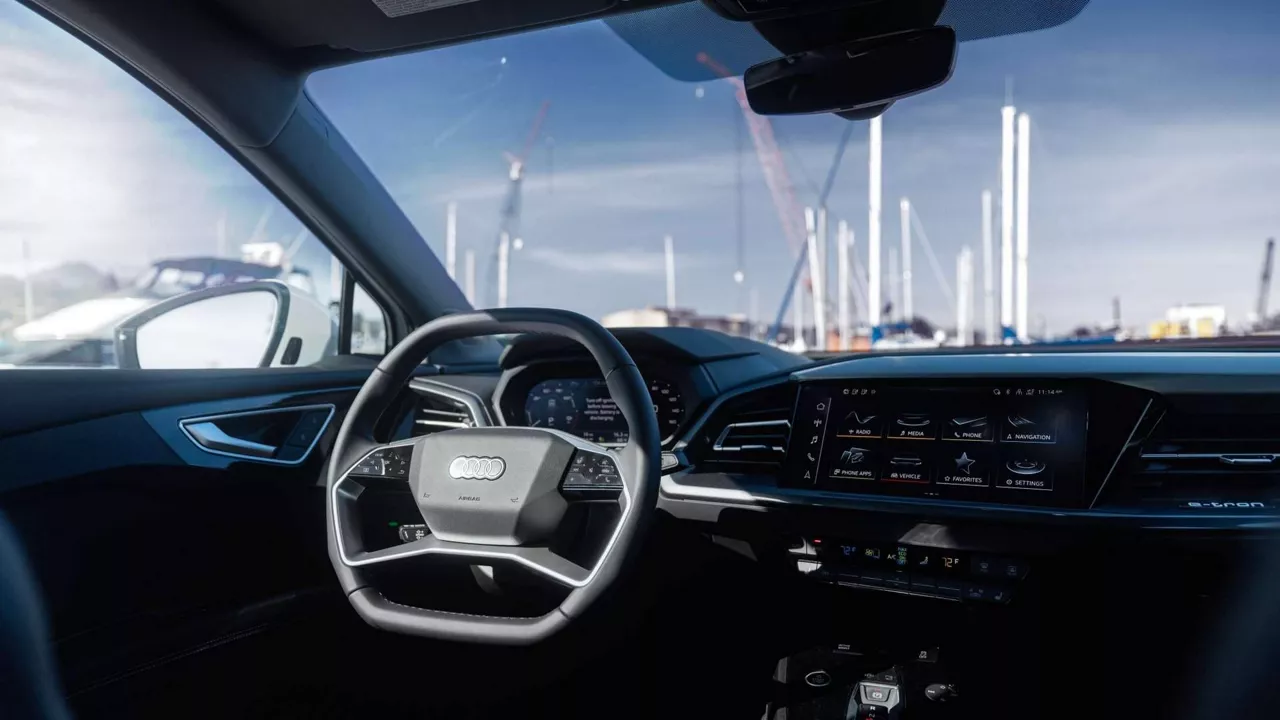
[448,456,506,481]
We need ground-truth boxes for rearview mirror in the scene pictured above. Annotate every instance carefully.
[744,26,956,116]
[114,281,335,369]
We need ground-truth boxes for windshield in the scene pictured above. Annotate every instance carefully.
[306,0,1280,352]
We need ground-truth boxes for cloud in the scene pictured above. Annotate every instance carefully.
[525,246,711,276]
[433,148,742,212]
[0,10,316,281]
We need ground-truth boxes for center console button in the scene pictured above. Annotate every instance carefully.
[1002,558,1029,579]
[924,683,957,703]
[864,685,892,704]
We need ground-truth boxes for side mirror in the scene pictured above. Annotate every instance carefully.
[744,26,957,116]
[115,281,335,369]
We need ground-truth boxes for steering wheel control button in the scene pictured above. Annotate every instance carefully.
[398,524,428,543]
[661,452,680,471]
[804,670,832,688]
[351,447,414,479]
[562,452,623,489]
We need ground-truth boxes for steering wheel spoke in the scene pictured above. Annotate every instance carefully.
[343,533,590,586]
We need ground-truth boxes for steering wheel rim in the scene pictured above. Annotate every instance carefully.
[325,308,661,645]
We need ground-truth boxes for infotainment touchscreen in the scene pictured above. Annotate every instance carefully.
[784,381,1089,507]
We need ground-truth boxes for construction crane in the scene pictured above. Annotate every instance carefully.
[697,52,809,343]
[1258,238,1275,323]
[767,123,856,344]
[486,100,551,307]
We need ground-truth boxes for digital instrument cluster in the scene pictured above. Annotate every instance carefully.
[784,381,1089,507]
[522,376,684,445]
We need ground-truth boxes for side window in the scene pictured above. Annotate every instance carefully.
[0,6,388,370]
[351,284,388,356]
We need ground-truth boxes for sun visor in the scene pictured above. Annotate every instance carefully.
[604,0,1091,82]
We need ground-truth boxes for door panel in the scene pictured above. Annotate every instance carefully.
[0,370,403,705]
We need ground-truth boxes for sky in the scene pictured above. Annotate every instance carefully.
[2,0,1280,335]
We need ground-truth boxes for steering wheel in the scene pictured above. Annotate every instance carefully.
[325,309,661,645]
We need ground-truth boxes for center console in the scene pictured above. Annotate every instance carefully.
[765,380,1093,718]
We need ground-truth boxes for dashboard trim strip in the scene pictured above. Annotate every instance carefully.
[659,474,1280,527]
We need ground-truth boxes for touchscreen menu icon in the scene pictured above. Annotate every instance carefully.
[937,449,991,487]
[883,452,931,483]
[836,409,883,438]
[829,442,879,481]
[997,456,1054,491]
[1002,410,1058,444]
[888,412,936,440]
[944,414,992,441]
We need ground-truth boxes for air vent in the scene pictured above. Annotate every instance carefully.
[714,421,790,454]
[1112,407,1280,509]
[411,384,482,437]
[692,382,795,471]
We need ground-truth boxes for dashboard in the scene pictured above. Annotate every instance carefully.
[403,334,1280,718]
[659,351,1280,529]
[412,328,1280,530]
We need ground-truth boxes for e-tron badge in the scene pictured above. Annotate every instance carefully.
[448,456,506,481]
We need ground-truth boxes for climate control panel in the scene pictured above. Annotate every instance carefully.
[791,537,1028,604]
